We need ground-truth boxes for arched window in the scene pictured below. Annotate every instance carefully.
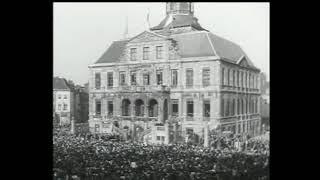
[135,99,144,117]
[149,99,158,117]
[122,99,131,116]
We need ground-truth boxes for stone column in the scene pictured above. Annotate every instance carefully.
[204,122,209,147]
[70,119,75,134]
[165,123,169,144]
[158,98,164,123]
[115,96,121,117]
[198,97,203,121]
[131,104,135,118]
[131,123,135,142]
[144,105,149,118]
[173,123,177,143]
[151,122,156,144]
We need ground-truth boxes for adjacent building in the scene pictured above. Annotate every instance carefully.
[88,2,262,144]
[53,77,89,126]
[260,72,270,131]
[53,77,74,125]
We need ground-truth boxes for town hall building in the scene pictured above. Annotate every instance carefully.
[88,2,262,145]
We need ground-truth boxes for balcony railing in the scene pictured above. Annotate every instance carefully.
[117,85,170,92]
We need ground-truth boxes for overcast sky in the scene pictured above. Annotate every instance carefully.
[54,2,269,85]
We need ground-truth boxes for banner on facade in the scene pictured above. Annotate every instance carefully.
[101,122,113,134]
[74,123,89,134]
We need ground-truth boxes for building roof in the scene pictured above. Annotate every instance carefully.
[170,32,215,58]
[53,77,70,90]
[207,33,258,69]
[95,40,129,64]
[150,15,207,31]
[93,31,258,70]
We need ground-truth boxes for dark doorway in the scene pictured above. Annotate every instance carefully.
[135,99,144,117]
[122,99,131,116]
[149,99,158,117]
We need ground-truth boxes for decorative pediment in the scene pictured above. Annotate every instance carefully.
[238,56,249,68]
[129,31,167,43]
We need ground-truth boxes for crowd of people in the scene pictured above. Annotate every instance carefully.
[53,130,269,180]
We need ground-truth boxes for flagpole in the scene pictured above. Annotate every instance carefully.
[146,8,150,30]
[123,15,128,39]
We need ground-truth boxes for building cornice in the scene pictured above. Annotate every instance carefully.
[88,56,220,68]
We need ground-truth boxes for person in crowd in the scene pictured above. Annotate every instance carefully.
[53,128,269,180]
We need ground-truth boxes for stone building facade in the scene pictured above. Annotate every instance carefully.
[53,77,89,126]
[88,2,262,144]
[53,77,74,125]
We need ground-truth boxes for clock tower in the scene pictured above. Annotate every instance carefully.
[166,2,194,16]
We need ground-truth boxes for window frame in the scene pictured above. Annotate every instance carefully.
[143,73,150,85]
[186,68,193,88]
[186,100,194,117]
[130,71,137,85]
[143,47,150,60]
[95,100,101,116]
[107,101,113,116]
[156,70,163,85]
[107,72,113,88]
[202,68,210,87]
[119,71,126,86]
[203,100,210,117]
[63,103,68,111]
[130,48,137,61]
[171,69,178,87]
[171,99,179,117]
[222,68,225,85]
[156,46,163,59]
[95,73,101,89]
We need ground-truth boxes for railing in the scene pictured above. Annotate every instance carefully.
[116,85,170,92]
[110,116,158,122]
[156,126,165,131]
